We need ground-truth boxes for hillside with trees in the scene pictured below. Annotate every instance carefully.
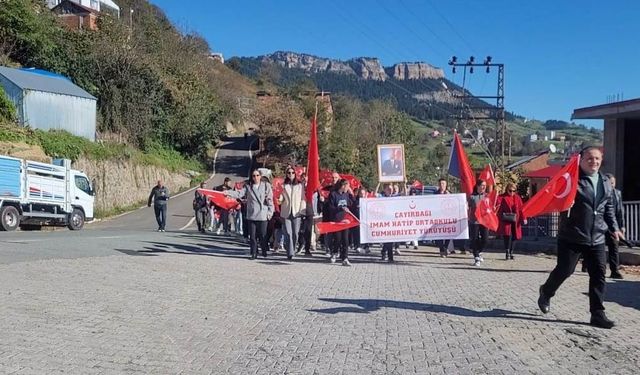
[0,0,256,162]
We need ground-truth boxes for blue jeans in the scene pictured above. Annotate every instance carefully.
[154,204,167,230]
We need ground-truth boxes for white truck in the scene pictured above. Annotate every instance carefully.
[0,155,95,231]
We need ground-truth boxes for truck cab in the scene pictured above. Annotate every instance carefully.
[0,156,95,231]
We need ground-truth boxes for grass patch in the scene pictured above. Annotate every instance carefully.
[0,123,205,173]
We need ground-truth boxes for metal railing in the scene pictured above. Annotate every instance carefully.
[519,201,639,242]
[522,213,559,239]
[623,200,640,242]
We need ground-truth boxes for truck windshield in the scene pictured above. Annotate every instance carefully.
[75,176,92,195]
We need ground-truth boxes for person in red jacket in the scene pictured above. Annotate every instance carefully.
[496,183,527,260]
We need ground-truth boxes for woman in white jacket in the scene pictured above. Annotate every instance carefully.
[279,167,307,260]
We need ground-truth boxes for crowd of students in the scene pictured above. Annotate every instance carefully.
[187,166,536,268]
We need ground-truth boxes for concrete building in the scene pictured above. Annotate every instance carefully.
[573,98,640,242]
[0,66,97,141]
[572,98,640,201]
[47,0,120,17]
[51,0,99,31]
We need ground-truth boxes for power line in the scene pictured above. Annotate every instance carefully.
[424,0,478,55]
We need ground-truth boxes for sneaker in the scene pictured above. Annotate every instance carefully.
[206,226,213,231]
[160,229,165,232]
[414,245,418,250]
[216,228,222,235]
[610,273,624,279]
[356,247,363,254]
[330,255,336,263]
[479,256,484,263]
[342,259,352,267]
[365,248,371,254]
[473,257,481,266]
[449,250,456,254]
[394,249,401,255]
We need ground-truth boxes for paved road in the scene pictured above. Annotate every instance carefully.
[0,136,254,264]
[1,136,640,374]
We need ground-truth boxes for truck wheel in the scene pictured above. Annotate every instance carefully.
[68,209,85,230]
[0,206,20,231]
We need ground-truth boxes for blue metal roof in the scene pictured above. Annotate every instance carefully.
[0,66,95,100]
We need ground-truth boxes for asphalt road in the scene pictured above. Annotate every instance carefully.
[0,136,255,265]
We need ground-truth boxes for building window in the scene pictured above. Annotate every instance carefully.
[90,0,99,10]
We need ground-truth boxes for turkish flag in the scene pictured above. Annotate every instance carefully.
[478,164,495,186]
[448,132,476,196]
[305,115,320,203]
[272,177,284,203]
[475,193,499,231]
[197,189,239,210]
[522,154,580,218]
[317,210,360,235]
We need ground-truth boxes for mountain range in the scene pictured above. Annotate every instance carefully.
[227,51,492,121]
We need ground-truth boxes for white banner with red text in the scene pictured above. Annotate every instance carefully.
[359,194,469,244]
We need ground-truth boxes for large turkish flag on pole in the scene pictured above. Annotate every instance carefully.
[447,132,476,196]
[522,154,580,218]
[306,114,320,203]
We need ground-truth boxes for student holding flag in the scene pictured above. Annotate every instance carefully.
[536,147,623,329]
[468,180,489,266]
[224,169,274,259]
[327,179,354,266]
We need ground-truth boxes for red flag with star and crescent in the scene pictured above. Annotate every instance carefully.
[475,194,500,231]
[522,154,580,218]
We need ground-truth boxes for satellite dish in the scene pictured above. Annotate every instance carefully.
[549,144,557,153]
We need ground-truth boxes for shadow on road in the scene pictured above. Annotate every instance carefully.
[604,279,640,311]
[309,297,590,326]
[436,266,550,273]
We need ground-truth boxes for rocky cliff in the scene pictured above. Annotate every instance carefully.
[386,63,444,80]
[73,158,192,216]
[262,51,443,81]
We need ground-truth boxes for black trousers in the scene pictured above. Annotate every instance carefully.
[154,204,167,230]
[503,225,517,255]
[218,209,231,233]
[383,242,394,261]
[606,234,620,274]
[541,239,607,313]
[248,220,269,257]
[195,208,207,231]
[469,223,488,258]
[331,229,349,260]
[437,240,451,254]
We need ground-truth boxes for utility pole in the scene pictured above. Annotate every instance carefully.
[447,56,506,172]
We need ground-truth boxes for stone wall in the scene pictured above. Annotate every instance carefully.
[73,157,192,215]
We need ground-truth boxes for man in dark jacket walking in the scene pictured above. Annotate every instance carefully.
[604,173,625,279]
[148,180,170,232]
[538,147,623,329]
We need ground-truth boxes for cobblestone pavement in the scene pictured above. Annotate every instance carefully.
[1,234,639,374]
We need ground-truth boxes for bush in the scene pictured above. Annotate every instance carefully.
[0,86,17,122]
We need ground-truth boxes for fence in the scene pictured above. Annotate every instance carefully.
[623,200,640,242]
[522,213,559,239]
[520,201,639,242]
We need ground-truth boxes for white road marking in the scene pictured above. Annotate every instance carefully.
[179,217,196,231]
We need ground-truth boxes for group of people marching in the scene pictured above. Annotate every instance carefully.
[149,145,627,328]
[184,165,544,270]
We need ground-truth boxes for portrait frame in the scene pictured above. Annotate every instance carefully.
[377,144,406,183]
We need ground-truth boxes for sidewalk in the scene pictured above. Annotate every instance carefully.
[0,239,639,374]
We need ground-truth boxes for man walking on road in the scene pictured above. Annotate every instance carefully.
[604,173,625,279]
[538,146,623,329]
[194,182,208,233]
[148,180,170,232]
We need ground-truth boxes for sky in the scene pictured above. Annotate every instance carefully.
[150,0,640,128]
